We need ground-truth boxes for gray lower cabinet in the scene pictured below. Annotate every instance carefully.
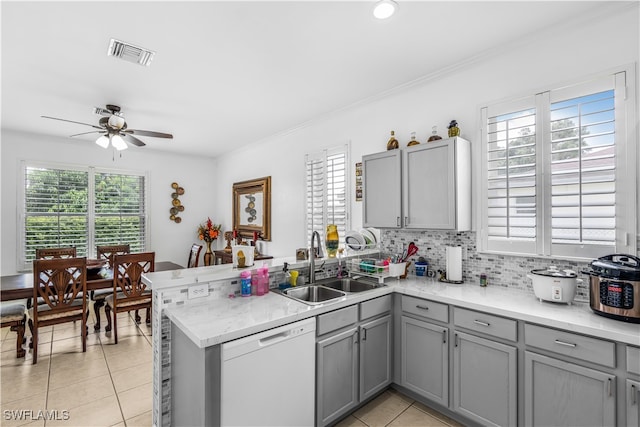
[627,379,640,426]
[453,330,517,427]
[317,326,359,426]
[359,315,392,401]
[400,315,448,406]
[524,351,616,426]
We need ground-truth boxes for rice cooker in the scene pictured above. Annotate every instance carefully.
[584,254,640,323]
[528,266,581,304]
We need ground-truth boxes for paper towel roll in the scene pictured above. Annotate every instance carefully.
[446,246,463,282]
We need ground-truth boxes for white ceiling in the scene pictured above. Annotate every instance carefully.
[1,1,610,158]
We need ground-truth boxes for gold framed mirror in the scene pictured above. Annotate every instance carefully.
[232,176,271,241]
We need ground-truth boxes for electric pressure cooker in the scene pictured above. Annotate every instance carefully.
[584,254,640,323]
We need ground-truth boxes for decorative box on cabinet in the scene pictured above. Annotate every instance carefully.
[361,137,471,230]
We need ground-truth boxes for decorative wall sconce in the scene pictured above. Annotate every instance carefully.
[170,182,185,223]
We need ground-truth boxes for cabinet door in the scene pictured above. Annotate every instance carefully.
[401,316,448,406]
[362,150,401,228]
[453,331,517,427]
[403,140,455,229]
[524,351,616,427]
[360,315,392,401]
[627,379,640,427]
[317,327,359,426]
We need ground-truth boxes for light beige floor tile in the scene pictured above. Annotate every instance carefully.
[388,406,449,427]
[47,373,115,411]
[117,382,152,421]
[49,335,102,358]
[0,326,10,341]
[0,370,49,404]
[413,401,464,426]
[104,347,151,373]
[1,332,27,354]
[48,356,109,389]
[124,410,152,427]
[45,394,124,427]
[0,357,50,381]
[353,391,412,427]
[101,335,151,357]
[387,387,416,405]
[110,422,125,427]
[110,361,152,393]
[0,392,46,426]
[334,415,368,427]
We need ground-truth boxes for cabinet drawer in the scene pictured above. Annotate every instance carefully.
[317,305,358,336]
[360,295,391,321]
[524,323,616,368]
[453,307,517,342]
[626,345,640,375]
[402,295,448,323]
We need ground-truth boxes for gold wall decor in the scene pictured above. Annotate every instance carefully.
[355,162,362,201]
[232,176,271,241]
[170,182,185,223]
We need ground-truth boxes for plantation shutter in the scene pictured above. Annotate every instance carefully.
[482,96,538,255]
[94,171,147,253]
[305,145,349,249]
[23,164,89,263]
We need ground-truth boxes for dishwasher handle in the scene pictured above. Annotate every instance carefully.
[259,330,293,347]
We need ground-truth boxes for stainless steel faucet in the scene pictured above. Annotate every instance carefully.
[309,231,323,284]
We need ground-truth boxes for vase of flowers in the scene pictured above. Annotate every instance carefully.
[197,217,221,266]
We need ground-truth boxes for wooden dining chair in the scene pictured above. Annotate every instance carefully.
[104,252,155,344]
[187,244,202,268]
[35,246,76,259]
[29,257,88,364]
[92,244,130,331]
[1,302,27,358]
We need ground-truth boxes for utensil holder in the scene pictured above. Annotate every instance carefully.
[389,262,406,277]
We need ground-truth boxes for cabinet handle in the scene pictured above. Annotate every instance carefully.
[554,339,577,348]
[397,217,401,226]
[632,384,637,405]
[416,305,429,311]
[473,320,490,327]
[405,216,408,225]
[607,378,612,397]
[354,330,359,345]
[442,329,447,344]
[454,333,459,347]
[362,328,367,341]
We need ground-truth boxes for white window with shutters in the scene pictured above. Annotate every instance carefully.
[305,145,350,250]
[18,161,148,270]
[480,67,636,260]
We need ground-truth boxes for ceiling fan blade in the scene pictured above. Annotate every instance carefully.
[122,133,146,147]
[124,129,173,139]
[41,116,103,130]
[69,130,104,137]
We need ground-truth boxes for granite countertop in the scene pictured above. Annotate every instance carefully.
[164,274,640,349]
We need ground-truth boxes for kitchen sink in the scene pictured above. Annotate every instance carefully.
[316,277,381,293]
[281,285,347,305]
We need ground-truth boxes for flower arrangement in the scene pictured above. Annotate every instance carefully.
[197,217,221,243]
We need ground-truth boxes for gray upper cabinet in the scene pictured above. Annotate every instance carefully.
[362,137,470,230]
[362,149,402,228]
[403,138,471,230]
[453,330,517,427]
[524,351,616,427]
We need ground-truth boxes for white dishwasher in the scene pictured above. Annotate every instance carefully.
[220,317,316,426]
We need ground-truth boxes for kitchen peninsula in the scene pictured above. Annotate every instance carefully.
[143,257,640,427]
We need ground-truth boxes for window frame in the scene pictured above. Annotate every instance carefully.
[18,160,149,271]
[479,65,637,260]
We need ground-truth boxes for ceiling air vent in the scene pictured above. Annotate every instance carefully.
[107,38,155,67]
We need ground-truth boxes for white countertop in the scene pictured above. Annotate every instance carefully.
[163,274,640,349]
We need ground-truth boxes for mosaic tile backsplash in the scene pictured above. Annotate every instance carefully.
[379,229,632,301]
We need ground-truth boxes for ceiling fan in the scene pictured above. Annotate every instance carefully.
[42,104,173,150]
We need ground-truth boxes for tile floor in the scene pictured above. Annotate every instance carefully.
[1,307,152,427]
[2,306,462,427]
[336,388,464,427]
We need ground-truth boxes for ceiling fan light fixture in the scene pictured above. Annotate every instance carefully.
[95,135,110,148]
[108,114,126,129]
[111,134,128,151]
[373,0,398,19]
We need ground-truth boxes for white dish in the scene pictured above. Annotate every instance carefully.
[360,229,376,247]
[345,231,366,251]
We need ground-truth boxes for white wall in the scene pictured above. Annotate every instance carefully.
[1,129,217,274]
[214,3,639,259]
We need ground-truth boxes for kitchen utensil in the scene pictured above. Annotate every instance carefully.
[405,242,418,259]
[528,266,581,304]
[584,254,640,323]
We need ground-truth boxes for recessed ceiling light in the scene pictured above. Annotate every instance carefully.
[373,0,398,19]
[107,38,155,67]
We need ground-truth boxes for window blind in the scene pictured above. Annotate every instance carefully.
[305,145,349,249]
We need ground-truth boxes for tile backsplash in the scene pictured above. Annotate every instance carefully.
[380,230,609,301]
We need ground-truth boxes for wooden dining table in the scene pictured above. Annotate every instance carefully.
[0,261,184,329]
